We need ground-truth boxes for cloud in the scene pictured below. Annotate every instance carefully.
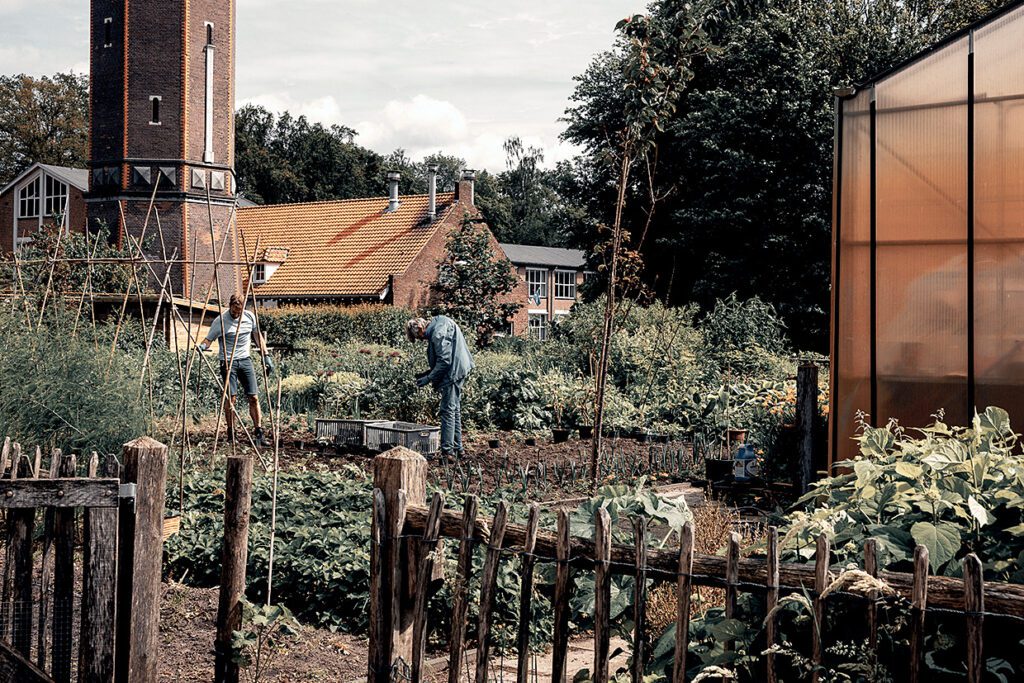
[357,95,468,150]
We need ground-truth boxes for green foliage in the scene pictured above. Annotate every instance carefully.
[432,215,521,346]
[230,600,299,683]
[0,306,150,454]
[259,304,413,348]
[780,407,1024,581]
[0,72,88,186]
[698,294,789,376]
[4,224,140,297]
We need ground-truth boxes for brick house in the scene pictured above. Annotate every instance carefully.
[498,243,587,339]
[0,164,88,252]
[237,170,530,334]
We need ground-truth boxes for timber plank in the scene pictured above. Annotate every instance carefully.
[0,479,119,509]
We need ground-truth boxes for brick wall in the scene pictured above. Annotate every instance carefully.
[125,0,184,163]
[90,0,125,166]
[0,192,12,253]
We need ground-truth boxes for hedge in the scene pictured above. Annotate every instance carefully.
[258,304,415,348]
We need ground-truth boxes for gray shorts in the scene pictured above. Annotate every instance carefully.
[220,357,258,397]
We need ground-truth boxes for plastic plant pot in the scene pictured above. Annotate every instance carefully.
[578,425,594,439]
[525,437,537,447]
[552,428,571,444]
[488,438,500,449]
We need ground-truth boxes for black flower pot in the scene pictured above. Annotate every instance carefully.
[578,425,594,439]
[488,438,500,449]
[705,458,733,482]
[552,428,571,444]
[525,437,537,447]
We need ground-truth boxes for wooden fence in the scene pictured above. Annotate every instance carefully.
[0,436,168,683]
[368,449,1024,682]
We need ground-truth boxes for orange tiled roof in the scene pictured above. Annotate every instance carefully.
[237,193,455,297]
[261,246,290,263]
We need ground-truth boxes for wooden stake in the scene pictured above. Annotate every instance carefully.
[52,452,76,682]
[593,507,612,682]
[551,509,572,683]
[909,545,929,683]
[116,437,168,683]
[811,534,829,683]
[863,539,878,651]
[10,455,35,658]
[765,526,779,683]
[411,492,444,683]
[475,502,509,683]
[214,455,254,683]
[516,503,540,683]
[673,520,693,683]
[447,495,478,683]
[80,453,118,681]
[368,489,388,683]
[632,517,649,683]
[724,531,740,652]
[963,553,983,683]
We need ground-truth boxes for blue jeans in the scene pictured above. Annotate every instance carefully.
[439,382,463,455]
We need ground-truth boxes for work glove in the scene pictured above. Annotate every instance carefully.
[263,354,275,375]
[416,375,430,388]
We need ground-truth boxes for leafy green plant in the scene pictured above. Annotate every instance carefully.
[230,600,299,683]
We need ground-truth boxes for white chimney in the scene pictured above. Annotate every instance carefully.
[386,171,401,212]
[427,164,439,220]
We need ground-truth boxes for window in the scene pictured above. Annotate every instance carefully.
[104,17,113,47]
[150,96,161,125]
[528,313,548,341]
[44,176,68,217]
[554,270,577,299]
[252,263,267,284]
[206,22,214,45]
[18,177,40,219]
[526,268,547,300]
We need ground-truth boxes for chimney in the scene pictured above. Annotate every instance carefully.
[455,169,476,207]
[386,171,401,212]
[427,164,438,220]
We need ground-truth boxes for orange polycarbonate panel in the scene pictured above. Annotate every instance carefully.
[874,37,969,430]
[833,90,872,462]
[973,5,1024,428]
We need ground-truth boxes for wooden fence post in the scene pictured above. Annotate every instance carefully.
[448,495,479,683]
[374,446,427,675]
[80,453,119,682]
[909,545,929,683]
[52,452,76,682]
[796,363,819,492]
[632,517,648,683]
[593,508,612,683]
[475,502,509,683]
[551,510,572,683]
[765,526,779,683]
[215,455,254,683]
[811,534,829,683]
[516,504,540,683]
[116,436,169,683]
[673,520,693,683]
[963,553,983,683]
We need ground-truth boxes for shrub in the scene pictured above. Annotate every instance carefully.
[699,294,790,377]
[0,307,150,454]
[259,304,414,348]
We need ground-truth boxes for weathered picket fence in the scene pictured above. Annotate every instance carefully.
[0,436,168,683]
[368,448,1024,682]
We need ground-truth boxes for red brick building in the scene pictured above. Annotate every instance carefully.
[236,170,529,334]
[87,0,240,300]
[0,164,89,252]
[498,244,588,339]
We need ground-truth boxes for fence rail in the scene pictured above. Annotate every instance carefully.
[368,448,1021,683]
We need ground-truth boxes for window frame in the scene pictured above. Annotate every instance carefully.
[528,312,548,341]
[252,263,267,284]
[554,269,577,300]
[103,17,113,47]
[18,177,40,219]
[150,95,162,125]
[526,267,548,299]
[44,175,68,218]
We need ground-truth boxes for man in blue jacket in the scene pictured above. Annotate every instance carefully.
[407,316,475,457]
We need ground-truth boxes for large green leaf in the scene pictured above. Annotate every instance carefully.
[910,521,961,571]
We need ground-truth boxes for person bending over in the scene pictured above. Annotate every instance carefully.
[407,315,475,457]
[198,293,274,446]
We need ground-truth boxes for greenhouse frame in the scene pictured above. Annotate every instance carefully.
[829,1,1024,463]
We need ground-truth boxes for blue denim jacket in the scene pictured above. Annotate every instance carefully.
[424,316,475,388]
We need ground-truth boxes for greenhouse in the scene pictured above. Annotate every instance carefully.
[830,1,1024,463]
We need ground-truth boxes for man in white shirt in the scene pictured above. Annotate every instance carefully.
[198,293,274,445]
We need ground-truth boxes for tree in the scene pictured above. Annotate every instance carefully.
[431,215,521,346]
[234,104,384,204]
[0,73,89,186]
[562,0,1011,351]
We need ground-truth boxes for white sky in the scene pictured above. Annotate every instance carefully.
[0,0,643,172]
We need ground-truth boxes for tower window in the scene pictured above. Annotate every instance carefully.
[206,22,214,46]
[150,96,161,125]
[104,17,113,47]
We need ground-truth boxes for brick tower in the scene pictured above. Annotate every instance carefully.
[87,0,240,301]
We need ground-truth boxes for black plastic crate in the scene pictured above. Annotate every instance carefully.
[365,421,441,455]
[314,419,385,448]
